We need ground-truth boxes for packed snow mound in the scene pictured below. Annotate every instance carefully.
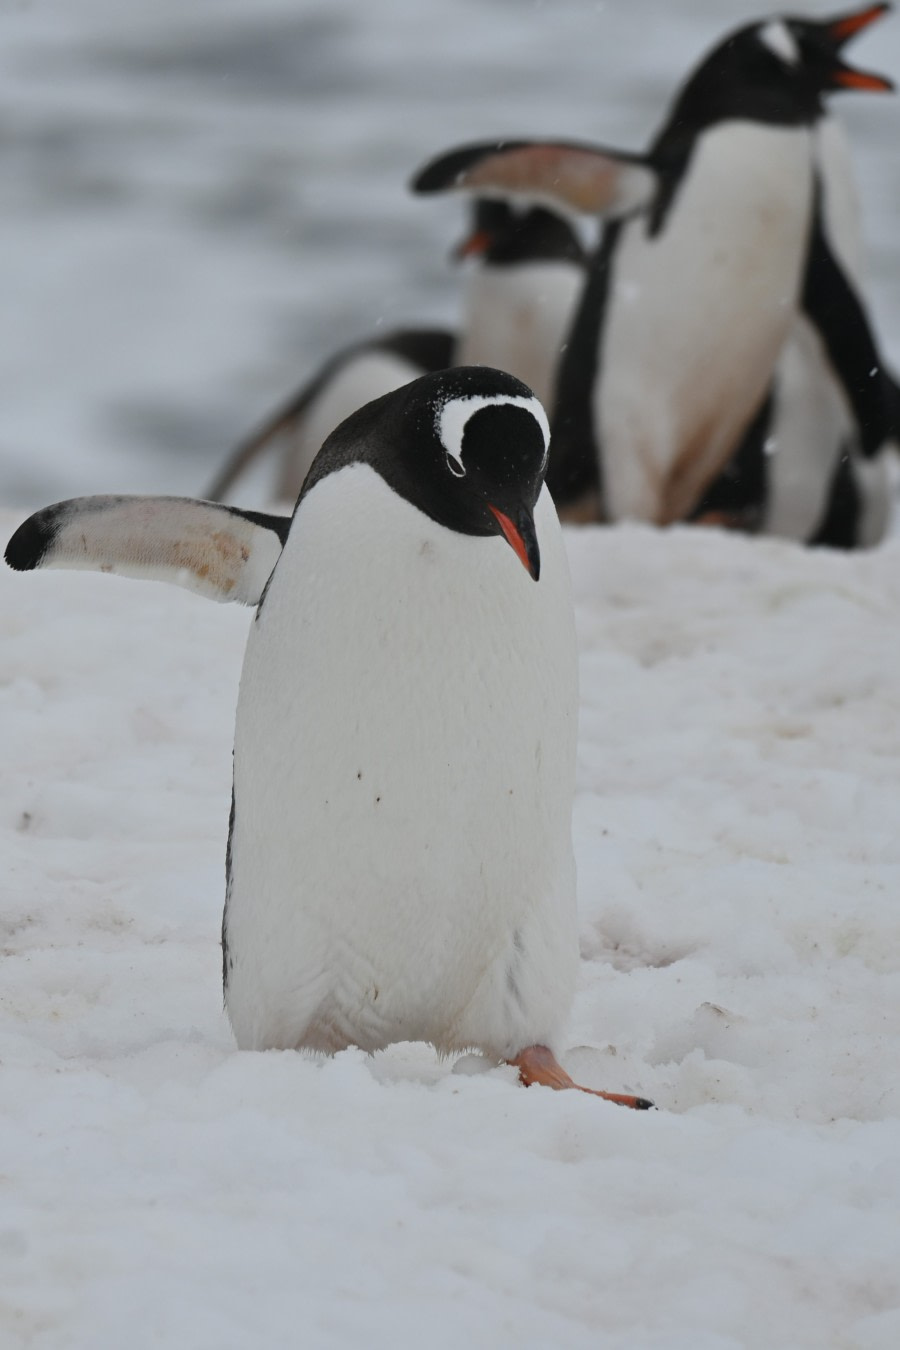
[3,512,900,1349]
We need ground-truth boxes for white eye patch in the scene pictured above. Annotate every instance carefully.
[758,19,800,66]
[437,393,551,477]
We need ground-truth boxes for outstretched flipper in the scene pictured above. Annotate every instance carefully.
[5,495,290,605]
[412,139,656,219]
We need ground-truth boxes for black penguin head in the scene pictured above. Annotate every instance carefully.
[301,367,550,580]
[452,199,587,267]
[657,3,892,144]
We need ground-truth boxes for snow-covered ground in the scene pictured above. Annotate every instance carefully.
[3,521,900,1349]
[3,2,900,1347]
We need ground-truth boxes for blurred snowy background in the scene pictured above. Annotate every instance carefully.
[1,0,900,509]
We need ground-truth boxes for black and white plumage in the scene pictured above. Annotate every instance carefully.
[205,202,586,505]
[5,368,648,1106]
[205,328,455,506]
[694,6,898,547]
[412,5,893,528]
[452,200,587,410]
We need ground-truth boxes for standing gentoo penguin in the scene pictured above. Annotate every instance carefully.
[451,200,588,409]
[204,203,586,504]
[694,4,898,546]
[5,367,650,1108]
[411,5,893,526]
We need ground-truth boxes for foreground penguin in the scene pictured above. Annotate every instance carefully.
[412,5,893,526]
[6,367,649,1108]
[205,203,586,504]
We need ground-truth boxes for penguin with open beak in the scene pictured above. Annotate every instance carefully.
[694,4,899,547]
[411,5,894,528]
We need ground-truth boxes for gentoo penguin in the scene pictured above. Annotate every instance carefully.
[411,5,893,527]
[6,367,650,1108]
[204,328,454,505]
[693,4,897,547]
[451,199,588,409]
[205,202,586,504]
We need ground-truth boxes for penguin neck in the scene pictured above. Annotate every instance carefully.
[646,90,824,240]
[484,214,586,267]
[653,74,823,164]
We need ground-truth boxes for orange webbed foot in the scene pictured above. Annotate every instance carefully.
[510,1044,652,1110]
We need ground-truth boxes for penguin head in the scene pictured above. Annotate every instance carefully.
[660,3,892,140]
[452,199,587,267]
[303,367,550,581]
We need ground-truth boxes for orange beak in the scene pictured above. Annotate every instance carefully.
[829,65,894,90]
[826,2,892,44]
[488,504,540,580]
[822,3,895,90]
[452,228,492,262]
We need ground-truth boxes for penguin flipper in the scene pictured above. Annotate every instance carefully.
[411,140,656,219]
[802,199,894,458]
[5,495,290,605]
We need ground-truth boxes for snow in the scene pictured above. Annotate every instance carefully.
[4,521,900,1349]
[3,1,900,1346]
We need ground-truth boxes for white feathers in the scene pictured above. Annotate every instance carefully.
[7,496,286,606]
[436,394,551,477]
[757,20,800,66]
[226,467,579,1060]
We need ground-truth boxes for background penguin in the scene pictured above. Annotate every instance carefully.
[412,6,893,528]
[204,202,586,505]
[694,4,898,548]
[5,366,649,1109]
[452,199,588,409]
[204,327,454,506]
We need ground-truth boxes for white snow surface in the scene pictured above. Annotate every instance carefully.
[4,2,900,1347]
[3,519,900,1349]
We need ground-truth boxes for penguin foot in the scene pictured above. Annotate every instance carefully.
[510,1045,653,1110]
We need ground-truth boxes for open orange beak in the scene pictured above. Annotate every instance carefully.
[488,504,540,580]
[823,3,895,90]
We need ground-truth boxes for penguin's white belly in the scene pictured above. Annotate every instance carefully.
[276,350,427,501]
[597,122,813,524]
[457,262,584,408]
[815,116,864,284]
[764,315,852,541]
[225,469,578,1060]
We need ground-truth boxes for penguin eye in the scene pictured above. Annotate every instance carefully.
[445,451,466,479]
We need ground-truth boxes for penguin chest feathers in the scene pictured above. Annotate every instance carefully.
[226,465,579,1058]
[457,262,584,409]
[598,121,815,523]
